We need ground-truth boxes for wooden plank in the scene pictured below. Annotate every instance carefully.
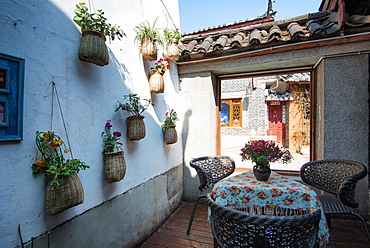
[140,203,370,248]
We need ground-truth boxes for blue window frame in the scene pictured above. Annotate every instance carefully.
[0,53,25,141]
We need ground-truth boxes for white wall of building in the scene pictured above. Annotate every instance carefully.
[0,0,182,246]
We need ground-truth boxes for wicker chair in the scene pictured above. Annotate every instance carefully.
[186,156,235,234]
[300,159,370,241]
[206,193,321,248]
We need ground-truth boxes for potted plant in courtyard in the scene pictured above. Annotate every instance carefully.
[134,18,162,61]
[102,121,126,183]
[31,131,90,215]
[163,28,182,61]
[115,94,154,141]
[161,109,179,144]
[73,2,125,66]
[149,58,171,93]
[240,140,292,181]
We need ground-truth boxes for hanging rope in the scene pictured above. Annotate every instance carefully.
[160,0,178,29]
[50,81,74,158]
[88,0,96,14]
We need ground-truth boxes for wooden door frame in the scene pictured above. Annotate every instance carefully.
[214,68,316,163]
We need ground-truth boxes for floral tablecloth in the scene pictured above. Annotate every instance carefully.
[211,170,329,246]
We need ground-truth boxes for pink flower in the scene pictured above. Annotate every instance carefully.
[113,131,122,137]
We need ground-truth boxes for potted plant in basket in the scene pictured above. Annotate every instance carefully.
[102,121,126,183]
[134,18,163,61]
[115,94,154,141]
[73,2,125,66]
[240,140,292,181]
[149,57,171,93]
[164,28,182,61]
[161,109,179,144]
[31,131,90,215]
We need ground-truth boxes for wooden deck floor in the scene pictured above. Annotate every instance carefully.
[140,202,370,248]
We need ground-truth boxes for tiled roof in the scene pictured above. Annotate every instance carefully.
[177,8,370,62]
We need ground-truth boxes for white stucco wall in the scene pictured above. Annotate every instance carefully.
[1,0,181,246]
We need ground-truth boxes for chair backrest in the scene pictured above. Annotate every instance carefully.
[300,159,368,208]
[190,156,235,191]
[206,194,321,248]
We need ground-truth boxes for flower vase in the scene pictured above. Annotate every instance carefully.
[126,115,146,141]
[45,173,84,215]
[164,125,178,144]
[166,42,180,61]
[78,30,109,66]
[103,150,126,183]
[149,71,164,93]
[253,163,271,181]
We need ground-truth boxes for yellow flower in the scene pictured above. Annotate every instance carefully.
[51,139,63,147]
[64,149,71,153]
[35,159,47,168]
[42,132,53,141]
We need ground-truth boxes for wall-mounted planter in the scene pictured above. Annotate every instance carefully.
[166,42,180,62]
[141,39,157,61]
[126,115,146,141]
[78,30,109,66]
[164,125,178,144]
[149,71,164,93]
[103,150,126,183]
[45,172,84,215]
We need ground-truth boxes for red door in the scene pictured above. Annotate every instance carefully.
[267,104,286,146]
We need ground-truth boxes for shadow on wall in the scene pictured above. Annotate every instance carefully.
[182,109,192,160]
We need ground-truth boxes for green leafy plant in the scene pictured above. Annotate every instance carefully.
[73,2,125,40]
[115,94,154,116]
[240,140,293,165]
[134,17,163,45]
[161,109,179,131]
[151,58,171,74]
[102,121,122,153]
[31,131,89,186]
[164,28,182,43]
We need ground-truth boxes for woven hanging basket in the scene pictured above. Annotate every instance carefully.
[126,115,146,141]
[103,150,126,183]
[45,173,84,215]
[166,42,180,62]
[164,126,178,144]
[141,39,157,61]
[149,71,164,93]
[78,30,109,66]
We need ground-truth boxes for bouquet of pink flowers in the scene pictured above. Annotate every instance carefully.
[102,121,122,153]
[240,140,292,165]
[161,109,179,131]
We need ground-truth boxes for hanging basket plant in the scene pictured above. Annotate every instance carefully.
[102,121,126,182]
[164,28,182,62]
[73,2,125,66]
[149,71,164,93]
[135,18,162,61]
[149,58,170,93]
[115,94,154,141]
[161,109,179,144]
[31,131,89,215]
[164,125,178,144]
[45,172,84,215]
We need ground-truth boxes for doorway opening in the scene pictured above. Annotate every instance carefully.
[220,72,311,172]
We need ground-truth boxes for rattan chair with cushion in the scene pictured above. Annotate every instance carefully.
[186,156,235,234]
[206,193,321,248]
[300,159,370,241]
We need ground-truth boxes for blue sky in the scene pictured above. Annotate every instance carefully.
[178,0,323,34]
